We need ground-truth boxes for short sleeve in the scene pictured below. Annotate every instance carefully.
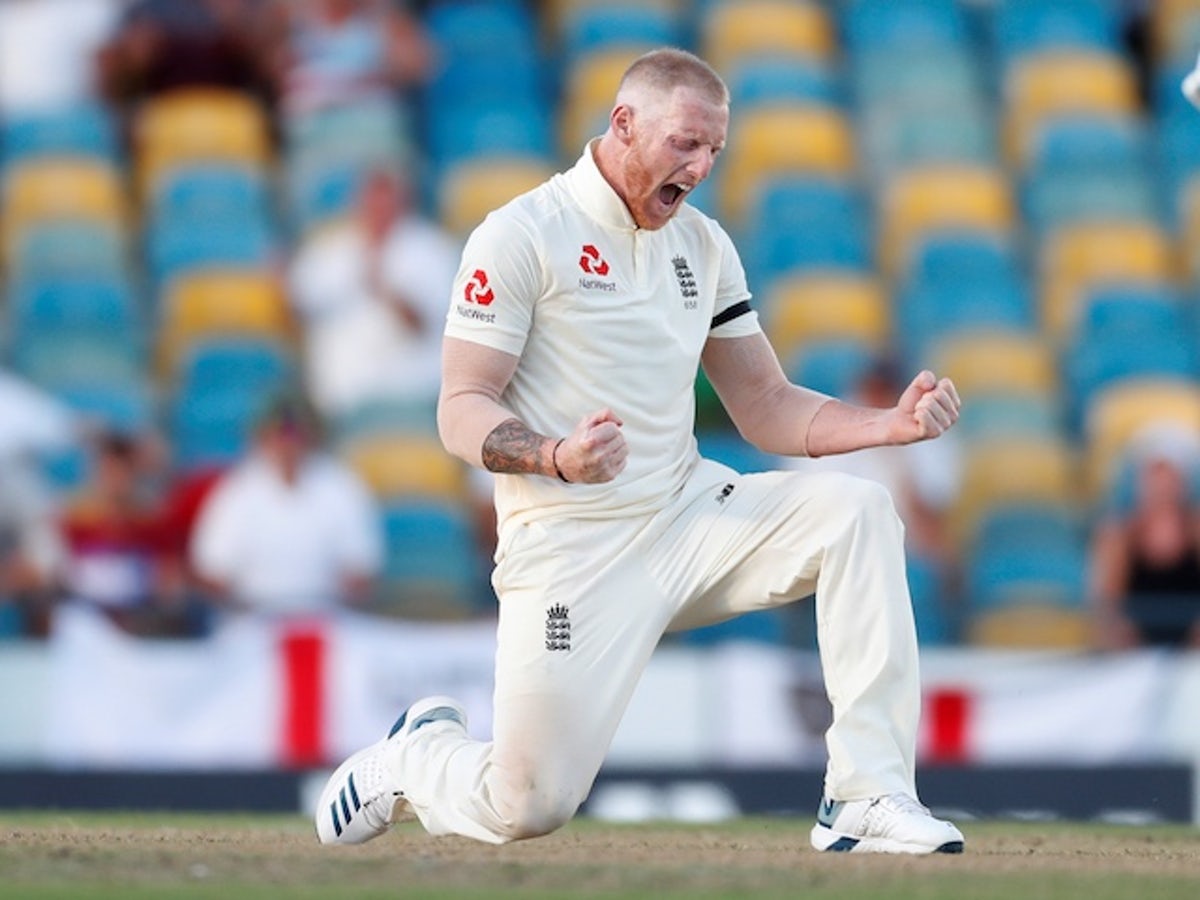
[189,475,244,584]
[444,208,544,357]
[708,223,761,338]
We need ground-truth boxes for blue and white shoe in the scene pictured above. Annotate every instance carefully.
[810,793,964,854]
[315,696,467,846]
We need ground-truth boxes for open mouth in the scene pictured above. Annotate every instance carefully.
[658,182,691,209]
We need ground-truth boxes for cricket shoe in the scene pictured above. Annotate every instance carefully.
[810,792,964,854]
[315,695,467,846]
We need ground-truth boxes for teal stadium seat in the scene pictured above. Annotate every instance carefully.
[0,103,118,168]
[991,0,1121,72]
[378,500,490,618]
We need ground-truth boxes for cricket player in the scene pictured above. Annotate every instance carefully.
[316,47,965,855]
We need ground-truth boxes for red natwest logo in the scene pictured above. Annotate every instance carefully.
[579,244,609,277]
[464,268,494,305]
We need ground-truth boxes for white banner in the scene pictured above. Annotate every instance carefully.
[19,609,1198,768]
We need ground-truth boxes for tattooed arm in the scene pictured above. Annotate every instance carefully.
[439,337,628,484]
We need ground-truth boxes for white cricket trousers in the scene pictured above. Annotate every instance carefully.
[391,458,921,844]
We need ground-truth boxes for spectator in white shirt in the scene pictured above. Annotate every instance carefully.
[287,166,460,425]
[190,393,383,616]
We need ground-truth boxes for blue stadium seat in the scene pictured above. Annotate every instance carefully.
[378,500,489,616]
[8,221,129,279]
[841,0,969,53]
[1021,168,1162,235]
[851,47,984,109]
[955,393,1063,444]
[1064,287,1200,429]
[426,100,554,171]
[784,338,879,399]
[0,104,118,168]
[860,103,998,177]
[561,5,683,60]
[150,165,271,226]
[170,339,295,470]
[966,502,1088,610]
[7,277,140,338]
[147,217,274,288]
[1029,114,1149,174]
[739,177,872,288]
[54,380,156,434]
[726,57,843,110]
[895,278,1035,369]
[992,0,1120,71]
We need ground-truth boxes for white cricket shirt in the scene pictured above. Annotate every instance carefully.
[444,142,761,529]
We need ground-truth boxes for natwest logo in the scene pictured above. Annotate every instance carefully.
[578,244,609,276]
[463,268,495,305]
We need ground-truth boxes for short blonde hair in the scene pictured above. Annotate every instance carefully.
[616,47,729,108]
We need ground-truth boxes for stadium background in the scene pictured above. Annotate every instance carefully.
[2,0,1200,826]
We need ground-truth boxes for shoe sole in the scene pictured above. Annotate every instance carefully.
[810,825,965,855]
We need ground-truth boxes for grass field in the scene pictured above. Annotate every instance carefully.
[1,813,1198,900]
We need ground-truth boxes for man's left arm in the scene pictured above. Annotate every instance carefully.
[701,333,961,458]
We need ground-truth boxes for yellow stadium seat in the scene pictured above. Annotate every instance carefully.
[1038,221,1176,341]
[702,0,836,74]
[438,156,558,237]
[559,48,644,158]
[343,434,469,500]
[2,158,126,237]
[1003,52,1139,167]
[763,272,889,363]
[931,330,1059,400]
[719,105,856,225]
[968,603,1091,649]
[159,270,294,375]
[878,165,1015,279]
[134,89,272,196]
[951,436,1079,546]
[1083,378,1200,497]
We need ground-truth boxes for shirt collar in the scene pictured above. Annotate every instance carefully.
[565,139,639,232]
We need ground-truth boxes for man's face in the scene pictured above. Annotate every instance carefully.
[618,86,728,230]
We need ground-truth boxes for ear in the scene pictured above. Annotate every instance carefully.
[610,105,634,144]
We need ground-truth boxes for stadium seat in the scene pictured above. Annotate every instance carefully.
[7,277,140,340]
[1037,221,1175,341]
[437,156,558,237]
[170,339,296,471]
[967,603,1091,649]
[701,0,836,74]
[1083,378,1200,497]
[1002,51,1139,166]
[1020,169,1161,240]
[840,0,969,54]
[726,57,843,111]
[718,106,857,226]
[1,158,125,238]
[342,433,469,501]
[1150,0,1200,66]
[992,0,1121,73]
[965,502,1089,612]
[931,330,1058,401]
[0,103,118,167]
[3,220,129,279]
[851,47,983,110]
[562,4,682,61]
[763,272,889,364]
[877,165,1016,278]
[158,270,294,376]
[331,397,439,446]
[376,499,489,619]
[954,393,1063,445]
[148,164,271,227]
[950,436,1080,550]
[134,89,273,197]
[739,176,872,285]
[426,99,554,172]
[147,217,275,289]
[895,278,1035,370]
[784,337,879,399]
[859,102,998,179]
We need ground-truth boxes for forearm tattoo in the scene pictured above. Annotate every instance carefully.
[481,418,550,476]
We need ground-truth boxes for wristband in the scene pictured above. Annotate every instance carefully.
[552,438,571,483]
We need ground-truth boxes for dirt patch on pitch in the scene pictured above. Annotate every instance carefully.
[2,815,1198,897]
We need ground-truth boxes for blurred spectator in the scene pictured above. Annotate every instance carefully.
[264,0,431,120]
[785,357,963,641]
[0,370,78,637]
[0,0,121,116]
[190,393,383,615]
[1090,429,1200,651]
[55,430,194,637]
[287,166,458,422]
[98,0,276,107]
